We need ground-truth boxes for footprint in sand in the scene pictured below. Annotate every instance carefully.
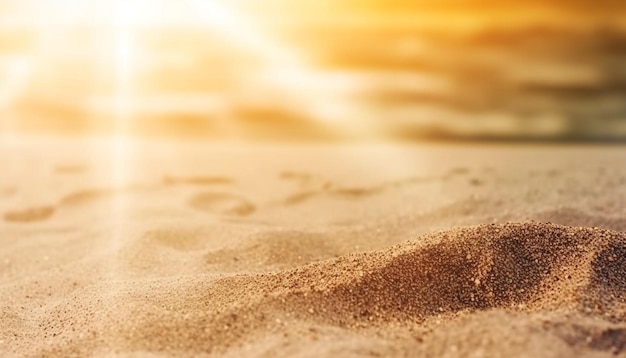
[3,206,55,223]
[326,184,384,197]
[279,171,326,205]
[279,170,464,207]
[59,185,152,207]
[282,191,318,205]
[3,187,125,223]
[59,188,120,206]
[279,171,387,205]
[188,192,256,216]
[280,183,385,206]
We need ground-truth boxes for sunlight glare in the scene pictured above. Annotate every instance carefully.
[184,0,367,133]
[107,0,136,274]
[0,0,85,143]
[0,57,32,144]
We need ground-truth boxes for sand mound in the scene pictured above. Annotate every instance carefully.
[258,222,625,323]
[13,222,625,357]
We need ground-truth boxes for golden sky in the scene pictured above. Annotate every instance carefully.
[0,0,625,141]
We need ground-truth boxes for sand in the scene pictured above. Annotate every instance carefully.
[1,138,626,357]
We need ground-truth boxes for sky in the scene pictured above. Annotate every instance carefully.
[0,0,625,141]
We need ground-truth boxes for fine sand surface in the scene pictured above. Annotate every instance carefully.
[1,138,626,357]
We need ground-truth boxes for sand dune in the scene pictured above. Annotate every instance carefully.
[1,141,626,357]
[5,223,625,357]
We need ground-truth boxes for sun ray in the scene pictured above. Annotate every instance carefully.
[112,2,135,139]
[183,0,373,136]
[0,57,32,145]
[87,0,140,348]
[0,0,89,144]
[107,0,137,255]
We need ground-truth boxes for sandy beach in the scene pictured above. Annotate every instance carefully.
[1,0,625,355]
[1,138,625,357]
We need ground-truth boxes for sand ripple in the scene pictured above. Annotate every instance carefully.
[13,222,625,357]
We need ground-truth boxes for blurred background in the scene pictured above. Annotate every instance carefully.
[0,0,625,142]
